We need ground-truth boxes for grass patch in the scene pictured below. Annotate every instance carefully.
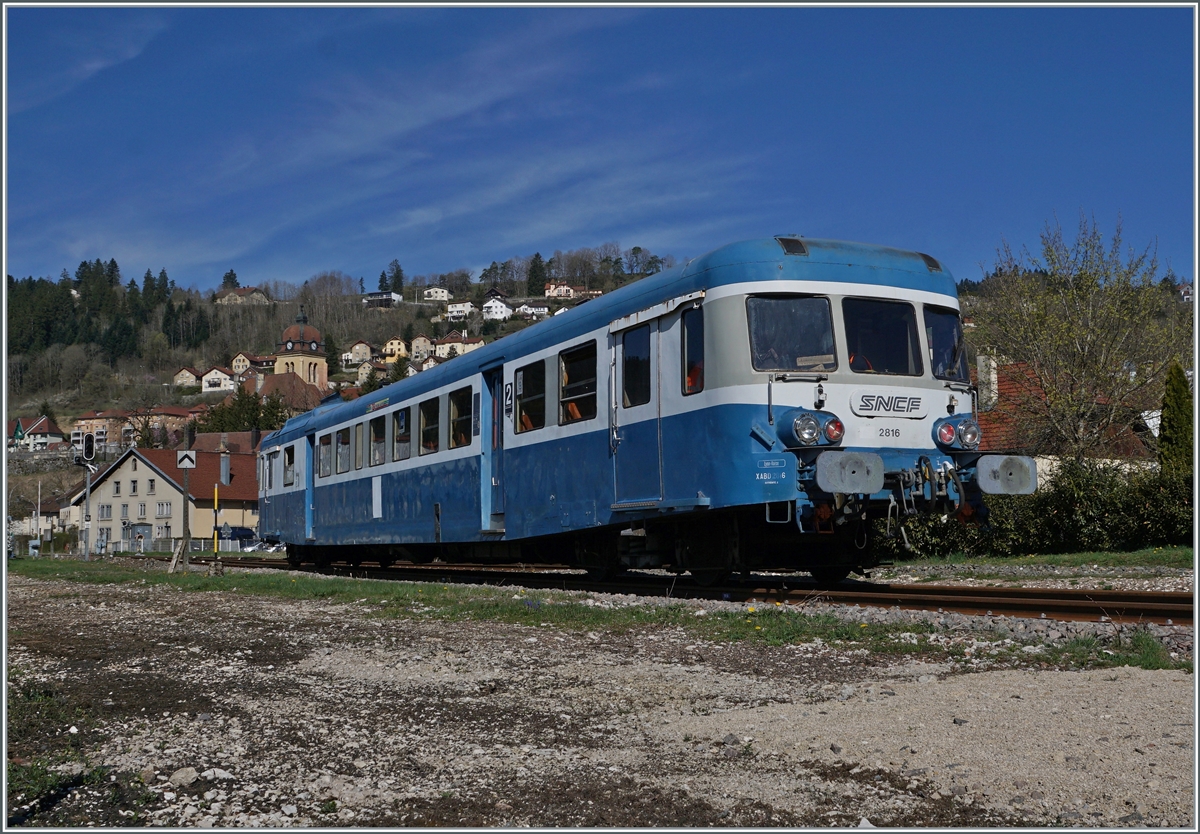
[9,559,941,656]
[894,545,1193,570]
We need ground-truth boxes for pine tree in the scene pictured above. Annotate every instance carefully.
[221,269,240,290]
[387,358,408,384]
[386,259,405,295]
[378,271,390,293]
[1158,361,1194,474]
[360,368,381,394]
[526,252,547,297]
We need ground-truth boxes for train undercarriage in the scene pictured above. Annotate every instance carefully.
[285,503,878,585]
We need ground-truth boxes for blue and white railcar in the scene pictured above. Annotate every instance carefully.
[259,237,1036,581]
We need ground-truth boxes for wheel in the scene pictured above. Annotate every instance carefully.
[348,557,363,568]
[809,566,851,584]
[285,547,302,568]
[690,570,730,587]
[377,558,394,569]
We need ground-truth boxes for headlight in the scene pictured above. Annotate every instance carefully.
[793,414,820,445]
[957,419,981,449]
[823,418,844,442]
[937,423,957,445]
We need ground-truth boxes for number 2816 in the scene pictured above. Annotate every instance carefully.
[878,427,901,438]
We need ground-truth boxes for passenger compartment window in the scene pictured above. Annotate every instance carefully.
[318,434,332,477]
[336,427,351,473]
[682,305,704,394]
[284,446,295,486]
[622,325,651,407]
[393,408,411,461]
[924,305,969,381]
[747,295,836,372]
[369,416,386,466]
[515,360,545,433]
[559,341,597,424]
[419,398,440,455]
[843,298,923,376]
[449,387,472,448]
[354,423,364,470]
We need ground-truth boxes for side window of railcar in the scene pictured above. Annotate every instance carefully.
[266,452,275,489]
[369,416,386,466]
[393,408,412,461]
[336,427,351,473]
[682,305,704,395]
[747,295,836,372]
[559,341,597,424]
[514,360,545,433]
[354,423,364,470]
[318,434,332,477]
[283,445,295,486]
[449,387,472,449]
[842,298,923,376]
[923,305,969,381]
[419,398,440,455]
[623,325,651,407]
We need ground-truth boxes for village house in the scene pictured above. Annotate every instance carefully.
[544,282,575,299]
[484,285,510,301]
[515,303,550,319]
[7,415,66,451]
[173,367,203,387]
[213,286,271,305]
[382,337,409,362]
[60,446,259,554]
[201,366,237,392]
[71,410,131,454]
[423,286,452,302]
[230,352,276,377]
[362,290,402,309]
[414,355,444,373]
[357,360,390,385]
[482,298,513,321]
[341,340,377,368]
[433,330,485,359]
[446,301,478,322]
[410,335,435,361]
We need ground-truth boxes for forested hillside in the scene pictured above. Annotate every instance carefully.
[6,241,674,418]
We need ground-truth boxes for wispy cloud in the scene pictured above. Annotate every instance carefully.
[7,11,169,113]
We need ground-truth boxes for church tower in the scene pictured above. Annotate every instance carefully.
[273,306,328,389]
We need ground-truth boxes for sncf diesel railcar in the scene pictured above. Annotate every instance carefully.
[259,237,1037,583]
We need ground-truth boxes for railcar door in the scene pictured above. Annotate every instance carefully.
[482,368,505,531]
[304,434,315,542]
[612,320,663,504]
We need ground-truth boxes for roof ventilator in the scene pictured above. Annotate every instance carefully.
[918,253,942,272]
[775,237,809,256]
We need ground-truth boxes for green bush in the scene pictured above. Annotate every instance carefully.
[875,458,1193,560]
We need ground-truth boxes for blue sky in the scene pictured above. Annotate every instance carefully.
[4,5,1195,292]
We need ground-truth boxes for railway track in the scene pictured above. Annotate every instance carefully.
[120,553,1193,626]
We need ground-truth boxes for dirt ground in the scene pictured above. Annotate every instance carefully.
[5,569,1195,828]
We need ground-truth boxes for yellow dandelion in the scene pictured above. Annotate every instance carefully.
[748,606,756,613]
[860,623,868,628]
[755,626,762,631]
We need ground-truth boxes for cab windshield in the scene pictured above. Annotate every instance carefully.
[746,296,836,372]
[842,298,923,376]
[924,306,969,381]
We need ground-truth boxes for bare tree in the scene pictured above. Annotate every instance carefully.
[969,215,1192,458]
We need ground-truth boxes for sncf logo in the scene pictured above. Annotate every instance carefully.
[858,395,922,413]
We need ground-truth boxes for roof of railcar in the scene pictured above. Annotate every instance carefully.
[263,237,958,445]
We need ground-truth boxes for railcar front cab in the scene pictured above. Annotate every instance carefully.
[751,247,1037,563]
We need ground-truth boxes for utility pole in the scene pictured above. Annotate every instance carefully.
[83,466,94,560]
[181,464,191,570]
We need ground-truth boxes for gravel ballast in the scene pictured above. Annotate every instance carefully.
[5,562,1195,827]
